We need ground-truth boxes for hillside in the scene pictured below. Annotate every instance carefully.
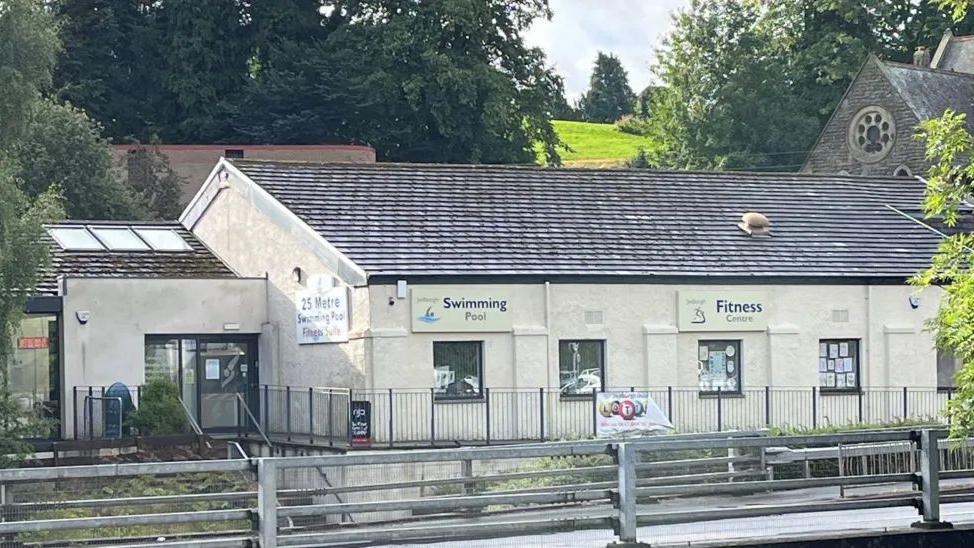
[539,120,658,167]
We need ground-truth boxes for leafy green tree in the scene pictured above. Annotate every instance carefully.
[0,160,64,464]
[648,1,820,170]
[239,0,564,165]
[0,0,59,148]
[10,100,146,220]
[649,0,974,171]
[578,52,634,123]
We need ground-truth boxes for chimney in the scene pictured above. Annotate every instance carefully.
[914,46,931,68]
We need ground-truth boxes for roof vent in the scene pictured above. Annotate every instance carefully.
[738,211,771,237]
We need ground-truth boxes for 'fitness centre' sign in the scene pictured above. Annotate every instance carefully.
[411,287,512,332]
[677,290,768,332]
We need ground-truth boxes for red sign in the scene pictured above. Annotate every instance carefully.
[18,337,49,350]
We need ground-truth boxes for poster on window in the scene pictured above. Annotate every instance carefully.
[296,281,349,344]
[596,392,674,437]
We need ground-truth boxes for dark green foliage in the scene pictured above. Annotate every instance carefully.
[239,0,564,164]
[649,0,974,171]
[625,147,651,169]
[578,52,634,123]
[123,143,187,220]
[125,378,187,436]
[160,0,253,142]
[52,0,564,164]
[52,0,166,142]
[11,100,145,220]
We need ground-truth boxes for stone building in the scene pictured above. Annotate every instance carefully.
[803,31,974,177]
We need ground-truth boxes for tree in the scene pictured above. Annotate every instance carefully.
[10,100,146,220]
[907,1,974,438]
[123,143,186,220]
[159,0,253,142]
[648,1,820,170]
[578,52,634,123]
[52,0,166,142]
[648,0,974,171]
[0,159,64,464]
[0,0,59,148]
[237,0,564,165]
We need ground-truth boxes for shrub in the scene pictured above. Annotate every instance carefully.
[126,378,187,436]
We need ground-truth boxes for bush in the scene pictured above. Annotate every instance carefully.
[615,115,653,136]
[125,378,187,436]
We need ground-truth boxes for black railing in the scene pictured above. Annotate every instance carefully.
[70,385,955,446]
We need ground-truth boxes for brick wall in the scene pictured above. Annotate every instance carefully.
[803,59,926,177]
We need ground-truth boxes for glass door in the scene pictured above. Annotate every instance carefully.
[198,338,255,430]
[144,335,257,432]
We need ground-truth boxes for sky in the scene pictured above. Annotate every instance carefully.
[525,0,690,100]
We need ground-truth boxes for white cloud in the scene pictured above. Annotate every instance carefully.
[525,0,689,100]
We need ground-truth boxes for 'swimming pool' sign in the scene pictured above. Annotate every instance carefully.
[411,287,512,332]
[297,281,349,344]
[677,290,768,332]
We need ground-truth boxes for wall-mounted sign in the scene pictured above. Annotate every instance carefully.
[411,287,512,332]
[18,337,49,349]
[596,392,674,437]
[297,282,349,344]
[677,290,768,332]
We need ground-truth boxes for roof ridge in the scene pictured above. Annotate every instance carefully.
[881,59,974,79]
[230,158,914,183]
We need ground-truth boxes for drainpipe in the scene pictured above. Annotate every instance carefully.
[545,281,552,389]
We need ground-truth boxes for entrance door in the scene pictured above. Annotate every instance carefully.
[144,335,258,432]
[198,339,255,430]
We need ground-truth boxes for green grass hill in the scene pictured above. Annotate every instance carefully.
[538,120,658,167]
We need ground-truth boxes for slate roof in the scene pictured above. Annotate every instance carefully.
[933,34,974,74]
[879,61,974,123]
[227,159,946,280]
[35,221,237,295]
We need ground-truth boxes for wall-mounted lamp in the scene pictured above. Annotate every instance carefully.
[396,280,408,299]
[909,296,921,309]
[76,311,90,325]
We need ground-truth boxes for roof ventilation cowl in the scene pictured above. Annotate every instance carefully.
[738,211,771,237]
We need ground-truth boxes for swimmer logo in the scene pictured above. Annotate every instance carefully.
[417,306,440,324]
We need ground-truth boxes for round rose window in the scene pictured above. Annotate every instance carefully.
[848,106,895,162]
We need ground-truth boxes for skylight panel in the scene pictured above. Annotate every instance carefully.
[48,227,104,251]
[134,228,192,251]
[89,227,150,251]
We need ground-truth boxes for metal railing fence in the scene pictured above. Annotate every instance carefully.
[69,385,955,446]
[1,428,969,547]
[350,386,955,447]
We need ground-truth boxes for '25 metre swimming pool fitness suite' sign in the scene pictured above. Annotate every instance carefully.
[411,287,512,332]
[677,290,768,332]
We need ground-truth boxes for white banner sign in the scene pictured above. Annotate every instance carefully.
[296,284,349,344]
[596,392,674,437]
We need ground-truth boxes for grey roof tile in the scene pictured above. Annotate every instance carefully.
[880,61,974,123]
[229,160,944,279]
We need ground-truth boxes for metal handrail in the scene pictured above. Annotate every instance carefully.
[177,396,204,436]
[236,392,273,449]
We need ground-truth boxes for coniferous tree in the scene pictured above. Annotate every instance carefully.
[160,0,253,142]
[52,0,165,141]
[578,52,635,123]
[123,142,186,220]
